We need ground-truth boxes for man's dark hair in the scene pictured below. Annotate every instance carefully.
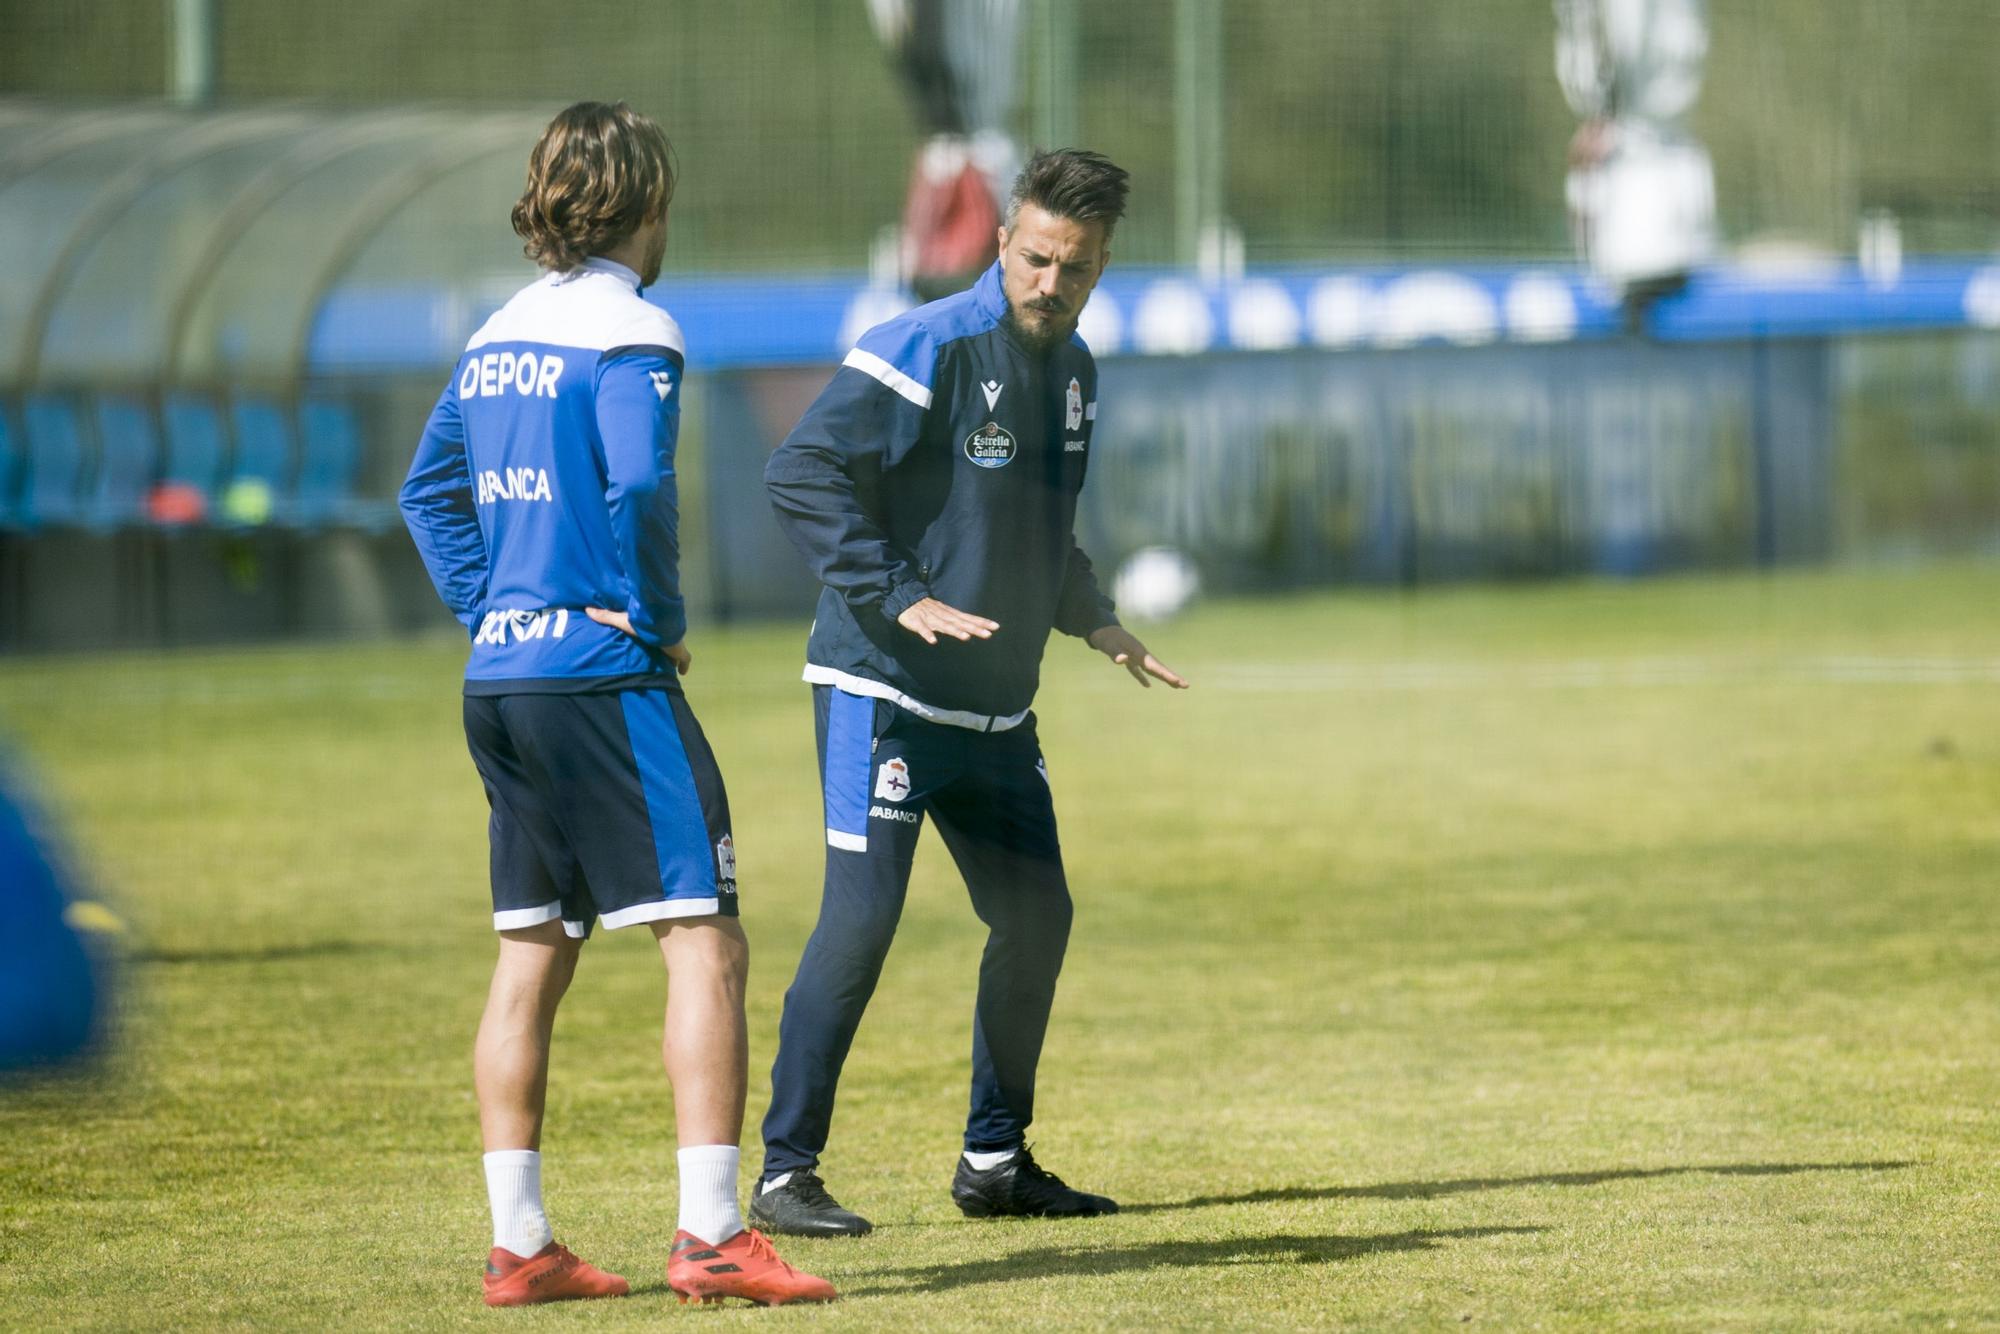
[1005,148,1130,235]
[511,101,675,272]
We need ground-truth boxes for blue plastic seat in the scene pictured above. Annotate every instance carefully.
[21,395,90,529]
[87,395,159,528]
[296,396,366,528]
[0,402,24,531]
[161,393,228,500]
[225,396,297,525]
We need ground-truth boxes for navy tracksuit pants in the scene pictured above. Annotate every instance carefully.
[759,686,1074,1179]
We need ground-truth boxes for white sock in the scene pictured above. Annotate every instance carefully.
[483,1149,554,1258]
[761,1172,794,1194]
[963,1146,1019,1171]
[678,1144,745,1244]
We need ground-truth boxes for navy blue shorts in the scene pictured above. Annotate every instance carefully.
[462,689,737,938]
[815,685,1059,863]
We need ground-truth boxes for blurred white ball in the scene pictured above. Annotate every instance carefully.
[1132,280,1215,355]
[1226,279,1302,350]
[1113,546,1201,622]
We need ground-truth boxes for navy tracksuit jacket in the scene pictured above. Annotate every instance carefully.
[760,260,1119,1173]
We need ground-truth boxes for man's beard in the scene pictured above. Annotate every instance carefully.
[1003,301,1075,353]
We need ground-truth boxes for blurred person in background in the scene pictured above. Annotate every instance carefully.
[398,101,832,1308]
[752,148,1187,1238]
[866,0,1023,298]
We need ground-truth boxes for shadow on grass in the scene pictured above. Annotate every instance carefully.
[130,940,390,966]
[1118,1160,1916,1215]
[841,1225,1544,1296]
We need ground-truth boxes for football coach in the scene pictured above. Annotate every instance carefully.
[751,148,1188,1237]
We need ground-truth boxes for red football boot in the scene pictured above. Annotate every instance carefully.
[482,1241,630,1307]
[667,1227,837,1306]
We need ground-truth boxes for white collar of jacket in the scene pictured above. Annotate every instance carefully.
[550,256,643,290]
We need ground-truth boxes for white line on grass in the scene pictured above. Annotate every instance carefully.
[1205,656,2000,692]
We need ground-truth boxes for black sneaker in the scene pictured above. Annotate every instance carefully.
[951,1145,1118,1219]
[747,1169,873,1237]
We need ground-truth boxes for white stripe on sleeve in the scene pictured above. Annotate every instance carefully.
[843,347,933,409]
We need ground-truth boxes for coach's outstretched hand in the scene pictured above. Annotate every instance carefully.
[586,606,691,675]
[897,597,999,646]
[1087,625,1189,689]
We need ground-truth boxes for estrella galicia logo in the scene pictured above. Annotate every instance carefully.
[963,421,1017,469]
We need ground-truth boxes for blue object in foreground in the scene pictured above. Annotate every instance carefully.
[0,768,101,1071]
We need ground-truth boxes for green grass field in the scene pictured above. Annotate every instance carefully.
[2,563,1996,1330]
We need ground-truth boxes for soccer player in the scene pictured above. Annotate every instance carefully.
[752,149,1187,1237]
[399,102,832,1308]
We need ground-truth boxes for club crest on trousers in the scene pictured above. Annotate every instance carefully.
[874,756,912,802]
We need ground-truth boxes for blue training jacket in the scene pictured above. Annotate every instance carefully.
[765,260,1118,724]
[400,257,686,694]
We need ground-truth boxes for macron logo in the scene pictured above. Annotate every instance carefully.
[650,370,675,401]
[474,608,569,645]
[980,379,1003,410]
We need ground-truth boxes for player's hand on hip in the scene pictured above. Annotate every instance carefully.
[586,605,635,637]
[897,597,999,646]
[1087,625,1190,689]
[586,606,693,675]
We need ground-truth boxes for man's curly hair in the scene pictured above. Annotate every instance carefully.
[511,101,675,272]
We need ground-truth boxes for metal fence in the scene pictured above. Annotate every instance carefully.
[1,1,1997,650]
[4,0,1996,268]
